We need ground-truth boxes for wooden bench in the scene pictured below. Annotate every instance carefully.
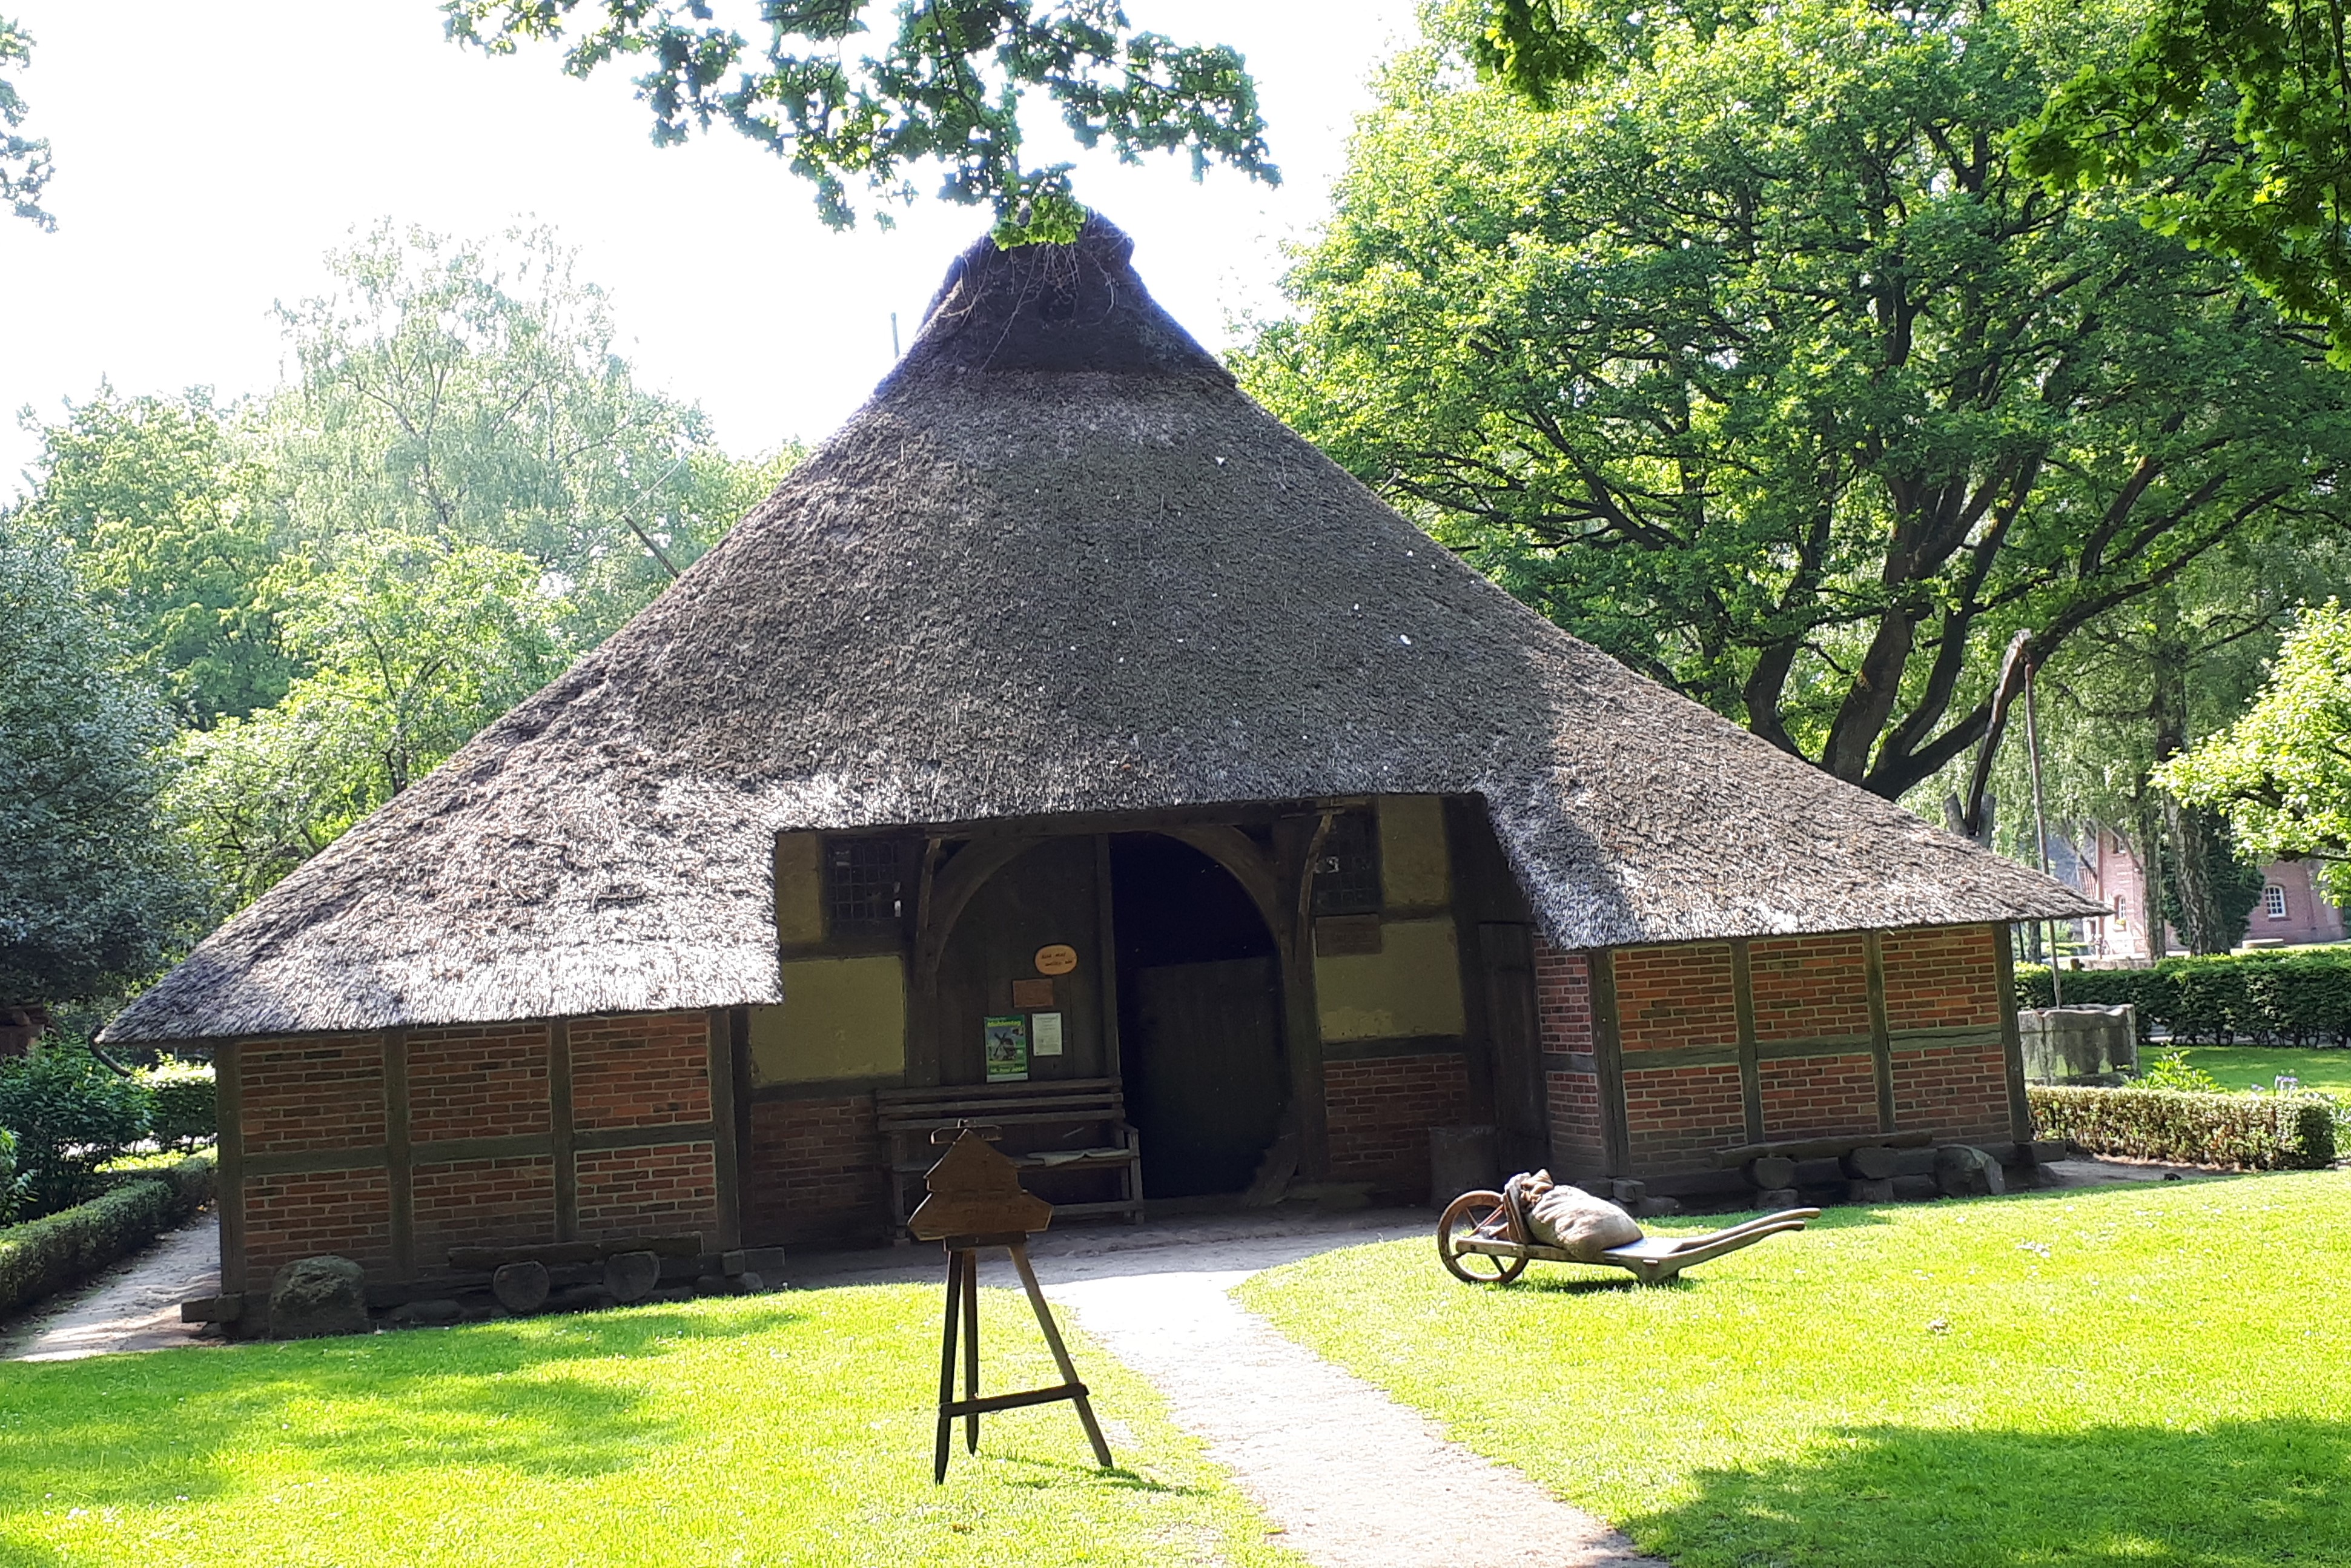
[874,1077,1146,1236]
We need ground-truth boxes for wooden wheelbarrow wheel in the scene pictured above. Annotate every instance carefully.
[1437,1189,1529,1285]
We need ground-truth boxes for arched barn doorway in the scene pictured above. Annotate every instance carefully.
[1109,834,1286,1198]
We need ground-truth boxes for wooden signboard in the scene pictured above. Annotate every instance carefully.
[913,1128,1112,1483]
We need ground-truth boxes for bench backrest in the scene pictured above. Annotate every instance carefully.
[873,1076,1126,1133]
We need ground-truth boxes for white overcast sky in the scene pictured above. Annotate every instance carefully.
[0,1,1421,495]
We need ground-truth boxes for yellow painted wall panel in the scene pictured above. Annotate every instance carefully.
[1378,795,1450,908]
[1316,917,1466,1040]
[750,954,907,1085]
[774,833,824,945]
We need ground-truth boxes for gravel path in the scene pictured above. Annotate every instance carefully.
[801,1211,1660,1568]
[1,1209,219,1362]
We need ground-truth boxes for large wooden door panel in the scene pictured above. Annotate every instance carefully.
[1130,957,1283,1198]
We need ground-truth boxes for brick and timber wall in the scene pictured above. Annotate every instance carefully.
[216,1008,738,1302]
[1524,923,2023,1179]
[1882,924,2016,1143]
[1533,939,1605,1176]
[1323,1051,1470,1201]
[742,1093,887,1246]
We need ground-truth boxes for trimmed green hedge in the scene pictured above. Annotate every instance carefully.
[2018,949,2351,1046]
[0,1153,216,1320]
[2031,1084,2339,1169]
[135,1057,215,1149]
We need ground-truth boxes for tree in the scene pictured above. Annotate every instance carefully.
[16,388,296,727]
[1240,0,2351,802]
[170,535,575,904]
[2018,0,2351,363]
[0,516,208,1015]
[0,13,51,229]
[265,222,782,644]
[441,0,1276,243]
[2158,601,2351,901]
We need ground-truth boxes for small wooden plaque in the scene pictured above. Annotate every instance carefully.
[1035,944,1078,976]
[1011,978,1056,1008]
[909,1129,1054,1241]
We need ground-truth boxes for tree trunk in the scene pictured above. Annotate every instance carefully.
[2148,592,2229,954]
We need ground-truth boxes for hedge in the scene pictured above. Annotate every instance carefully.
[2030,1084,2339,1169]
[136,1057,216,1149]
[0,1153,216,1320]
[2017,948,2351,1045]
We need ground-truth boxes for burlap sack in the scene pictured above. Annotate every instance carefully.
[1521,1174,1642,1261]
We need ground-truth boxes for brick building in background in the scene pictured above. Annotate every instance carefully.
[2052,825,2345,959]
[104,220,2095,1317]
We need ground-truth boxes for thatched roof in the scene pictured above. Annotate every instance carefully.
[107,218,2097,1044]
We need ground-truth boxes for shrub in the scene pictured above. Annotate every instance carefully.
[0,1044,152,1217]
[2031,1084,2338,1169]
[134,1056,216,1149]
[0,1127,15,1223]
[96,1150,216,1221]
[2015,948,2351,1045]
[2138,1050,2224,1093]
[0,1178,174,1319]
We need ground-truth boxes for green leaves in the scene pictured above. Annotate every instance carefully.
[2158,601,2351,900]
[1240,0,2351,800]
[0,519,208,1013]
[2021,0,2351,364]
[0,14,51,230]
[441,1,1277,244]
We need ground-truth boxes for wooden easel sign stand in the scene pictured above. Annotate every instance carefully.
[911,1126,1114,1483]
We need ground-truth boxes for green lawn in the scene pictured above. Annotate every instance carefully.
[2166,1044,2351,1096]
[0,1285,1302,1568]
[1239,1171,2351,1568]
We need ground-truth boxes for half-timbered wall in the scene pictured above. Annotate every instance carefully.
[1530,922,2026,1179]
[217,1009,737,1298]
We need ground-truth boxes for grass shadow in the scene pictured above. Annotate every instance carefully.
[1623,1417,2351,1568]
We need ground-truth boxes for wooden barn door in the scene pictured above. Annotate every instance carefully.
[1130,957,1283,1198]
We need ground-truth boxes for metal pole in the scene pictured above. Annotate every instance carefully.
[2023,657,2064,1007]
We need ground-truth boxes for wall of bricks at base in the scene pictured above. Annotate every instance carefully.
[1324,1054,1470,1199]
[243,1168,394,1277]
[1546,1067,1605,1174]
[574,1142,719,1241]
[411,1156,557,1264]
[1892,1047,2012,1142]
[1757,1053,1881,1142]
[1622,1060,1748,1173]
[744,1096,886,1245]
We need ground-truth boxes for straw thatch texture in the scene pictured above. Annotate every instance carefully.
[107,220,2097,1043]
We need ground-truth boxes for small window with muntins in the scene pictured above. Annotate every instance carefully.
[2264,884,2288,919]
[827,838,908,939]
[1312,809,1382,917]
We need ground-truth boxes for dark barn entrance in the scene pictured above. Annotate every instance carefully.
[1110,835,1285,1197]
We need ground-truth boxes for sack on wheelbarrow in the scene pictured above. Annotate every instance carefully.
[1511,1169,1643,1261]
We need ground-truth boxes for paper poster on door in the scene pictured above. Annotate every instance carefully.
[1031,1011,1064,1057]
[983,1015,1030,1082]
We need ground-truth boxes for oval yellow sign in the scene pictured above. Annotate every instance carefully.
[1034,944,1078,976]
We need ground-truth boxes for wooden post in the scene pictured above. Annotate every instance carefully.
[384,1028,414,1280]
[1590,949,1631,1176]
[1728,939,1764,1143]
[1276,812,1332,1179]
[1862,932,1897,1135]
[215,1040,246,1295]
[1993,923,2037,1143]
[707,1008,743,1251]
[1093,835,1122,1082]
[549,1020,577,1243]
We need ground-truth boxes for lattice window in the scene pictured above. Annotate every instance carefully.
[2264,884,2288,919]
[827,838,908,938]
[1311,809,1382,916]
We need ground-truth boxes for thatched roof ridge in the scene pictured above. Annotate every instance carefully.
[107,217,2095,1044]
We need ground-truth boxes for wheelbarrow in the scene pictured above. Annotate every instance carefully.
[1436,1182,1820,1285]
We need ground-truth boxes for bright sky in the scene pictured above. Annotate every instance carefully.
[0,1,1421,496]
